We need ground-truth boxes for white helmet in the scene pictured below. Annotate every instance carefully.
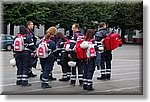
[80,41,89,49]
[98,45,104,51]
[68,61,76,67]
[10,58,16,67]
[65,44,70,51]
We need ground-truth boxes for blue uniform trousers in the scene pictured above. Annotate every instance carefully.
[60,51,71,79]
[40,54,55,84]
[101,50,112,78]
[15,50,31,85]
[83,58,95,88]
[71,60,83,84]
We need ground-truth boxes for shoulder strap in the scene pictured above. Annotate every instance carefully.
[99,30,104,36]
[46,38,51,43]
[17,33,21,37]
[22,34,28,37]
[74,33,79,38]
[42,37,46,42]
[64,37,68,42]
[43,37,51,43]
[89,38,94,42]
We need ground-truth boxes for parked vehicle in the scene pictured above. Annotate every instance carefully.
[0,34,14,51]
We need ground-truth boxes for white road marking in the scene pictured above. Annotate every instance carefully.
[2,64,141,79]
[94,71,140,76]
[7,77,140,94]
[1,60,141,74]
[86,86,142,94]
[94,77,140,84]
[113,59,140,62]
[1,71,141,86]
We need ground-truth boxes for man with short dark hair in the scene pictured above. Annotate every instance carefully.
[95,22,112,80]
[68,23,84,86]
[26,21,37,78]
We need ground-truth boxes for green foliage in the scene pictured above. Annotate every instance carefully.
[3,2,143,32]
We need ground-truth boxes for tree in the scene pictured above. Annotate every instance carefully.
[107,2,143,41]
[3,1,143,38]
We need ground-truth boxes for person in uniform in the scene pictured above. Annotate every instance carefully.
[95,22,112,80]
[38,27,57,88]
[14,25,36,86]
[26,21,37,78]
[82,29,96,91]
[47,33,57,81]
[55,32,71,81]
[68,23,84,86]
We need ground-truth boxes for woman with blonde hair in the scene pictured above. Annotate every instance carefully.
[38,27,57,88]
[46,27,58,81]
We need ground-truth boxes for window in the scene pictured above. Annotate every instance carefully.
[1,36,6,40]
[6,36,13,40]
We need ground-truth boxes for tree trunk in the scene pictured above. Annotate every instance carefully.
[10,24,14,35]
[2,23,7,34]
[120,27,126,43]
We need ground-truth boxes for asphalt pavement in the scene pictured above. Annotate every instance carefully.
[0,44,143,95]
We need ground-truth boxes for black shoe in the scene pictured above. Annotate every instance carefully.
[66,77,70,81]
[70,80,75,86]
[106,77,111,80]
[87,88,95,91]
[83,84,87,90]
[41,83,52,89]
[106,74,111,80]
[49,76,57,81]
[59,78,68,82]
[16,81,22,85]
[22,83,31,86]
[79,80,83,86]
[79,82,83,86]
[97,75,106,80]
[28,72,37,78]
[87,85,94,91]
[97,77,106,80]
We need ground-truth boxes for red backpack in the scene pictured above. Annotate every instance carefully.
[104,33,120,50]
[75,40,87,59]
[75,33,87,59]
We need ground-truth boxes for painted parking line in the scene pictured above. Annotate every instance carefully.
[6,85,71,95]
[2,66,141,80]
[112,64,141,68]
[1,63,140,77]
[1,59,141,74]
[99,71,140,76]
[1,71,141,86]
[113,59,141,62]
[86,86,142,94]
[94,77,140,84]
[7,77,140,94]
